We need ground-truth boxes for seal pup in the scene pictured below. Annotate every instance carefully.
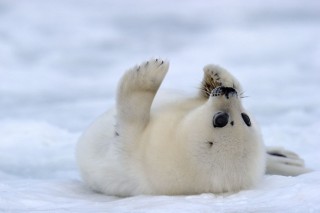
[77,59,310,196]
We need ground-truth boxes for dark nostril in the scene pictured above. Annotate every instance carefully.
[241,113,251,127]
[213,112,229,128]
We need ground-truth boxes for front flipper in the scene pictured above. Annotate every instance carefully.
[200,64,243,98]
[116,59,169,136]
[266,146,312,176]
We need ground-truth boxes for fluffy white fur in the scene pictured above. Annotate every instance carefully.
[76,59,310,196]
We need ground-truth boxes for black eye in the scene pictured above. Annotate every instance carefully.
[213,112,229,128]
[241,113,251,127]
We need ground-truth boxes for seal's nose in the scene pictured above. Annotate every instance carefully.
[213,112,229,128]
[211,86,237,99]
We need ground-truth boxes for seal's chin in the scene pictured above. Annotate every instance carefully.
[211,86,238,99]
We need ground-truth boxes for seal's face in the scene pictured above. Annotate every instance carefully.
[206,86,259,150]
[178,85,261,153]
[202,86,259,152]
[211,86,251,129]
[175,85,264,193]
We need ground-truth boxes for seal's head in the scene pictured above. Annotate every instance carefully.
[176,84,265,193]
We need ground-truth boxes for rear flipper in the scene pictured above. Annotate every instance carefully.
[266,146,312,176]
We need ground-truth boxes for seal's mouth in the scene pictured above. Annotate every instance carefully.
[211,86,238,99]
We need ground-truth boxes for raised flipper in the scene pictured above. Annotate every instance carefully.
[116,59,169,137]
[200,64,243,98]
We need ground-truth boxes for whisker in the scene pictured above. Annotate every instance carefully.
[238,90,249,99]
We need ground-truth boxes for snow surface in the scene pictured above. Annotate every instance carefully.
[1,0,320,212]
